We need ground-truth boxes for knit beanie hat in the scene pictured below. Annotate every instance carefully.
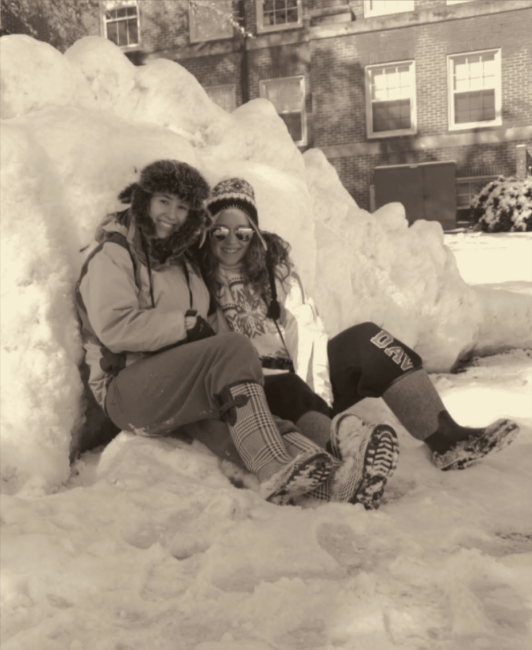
[118,160,212,265]
[206,177,281,320]
[206,177,267,250]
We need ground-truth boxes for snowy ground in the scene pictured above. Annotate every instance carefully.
[1,232,531,650]
[1,35,532,650]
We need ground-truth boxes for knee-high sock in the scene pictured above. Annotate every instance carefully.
[220,382,296,482]
[295,410,332,450]
[382,368,485,452]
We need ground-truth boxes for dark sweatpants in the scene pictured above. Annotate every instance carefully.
[105,332,262,436]
[263,322,423,422]
[327,322,423,416]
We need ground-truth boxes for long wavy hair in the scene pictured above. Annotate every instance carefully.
[199,230,293,304]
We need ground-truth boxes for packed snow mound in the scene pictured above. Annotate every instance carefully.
[0,123,84,496]
[1,34,531,494]
[0,35,94,118]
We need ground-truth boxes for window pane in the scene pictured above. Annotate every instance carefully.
[261,78,304,142]
[128,19,138,44]
[373,99,411,132]
[367,0,414,17]
[279,112,302,141]
[262,79,302,112]
[454,89,495,123]
[262,0,299,26]
[105,2,139,46]
[107,22,118,45]
[453,52,497,92]
[117,20,127,45]
[371,65,411,101]
[206,86,236,112]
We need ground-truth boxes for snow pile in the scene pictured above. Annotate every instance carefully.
[0,123,83,496]
[1,339,531,648]
[0,33,531,494]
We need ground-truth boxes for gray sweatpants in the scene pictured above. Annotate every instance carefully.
[105,332,262,437]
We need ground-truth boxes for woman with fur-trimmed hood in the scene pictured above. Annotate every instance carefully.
[75,159,364,505]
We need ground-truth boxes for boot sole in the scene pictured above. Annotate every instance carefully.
[435,419,520,471]
[351,425,400,510]
[330,414,399,509]
[265,451,334,505]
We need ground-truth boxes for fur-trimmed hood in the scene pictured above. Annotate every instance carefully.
[117,160,212,266]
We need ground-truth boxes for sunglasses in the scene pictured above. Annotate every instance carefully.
[209,225,255,243]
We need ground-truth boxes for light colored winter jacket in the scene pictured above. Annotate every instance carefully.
[76,213,211,411]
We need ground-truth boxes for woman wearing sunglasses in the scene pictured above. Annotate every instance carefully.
[76,160,360,506]
[201,177,518,500]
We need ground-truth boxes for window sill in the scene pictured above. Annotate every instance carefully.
[114,43,141,51]
[257,22,303,34]
[448,120,502,131]
[367,129,417,139]
[190,35,233,44]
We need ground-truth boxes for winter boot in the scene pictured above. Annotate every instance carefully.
[284,414,398,510]
[329,413,399,509]
[216,382,334,504]
[382,368,519,470]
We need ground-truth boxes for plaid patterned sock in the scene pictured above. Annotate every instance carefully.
[225,382,294,482]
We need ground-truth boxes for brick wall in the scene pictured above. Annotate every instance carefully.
[5,0,529,214]
[248,42,310,98]
[138,0,189,53]
[311,35,366,147]
[312,7,532,147]
[179,51,245,105]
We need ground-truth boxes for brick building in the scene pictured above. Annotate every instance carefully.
[3,0,531,221]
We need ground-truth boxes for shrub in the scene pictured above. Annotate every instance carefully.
[471,175,532,232]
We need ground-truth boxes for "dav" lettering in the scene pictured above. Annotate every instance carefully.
[370,329,413,371]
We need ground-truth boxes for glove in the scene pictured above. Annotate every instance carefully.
[185,310,216,343]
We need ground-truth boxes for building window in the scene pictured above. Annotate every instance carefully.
[205,85,237,112]
[365,61,417,138]
[259,76,306,145]
[256,0,302,34]
[103,0,139,48]
[448,50,501,130]
[189,0,233,43]
[456,176,497,220]
[364,0,414,18]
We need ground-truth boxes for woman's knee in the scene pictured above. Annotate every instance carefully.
[348,322,382,339]
[218,332,256,355]
[215,332,262,373]
[328,321,380,358]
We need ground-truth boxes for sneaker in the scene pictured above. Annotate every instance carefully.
[330,413,399,509]
[259,450,335,506]
[433,418,520,471]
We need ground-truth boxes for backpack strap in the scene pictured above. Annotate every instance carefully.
[76,232,138,378]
